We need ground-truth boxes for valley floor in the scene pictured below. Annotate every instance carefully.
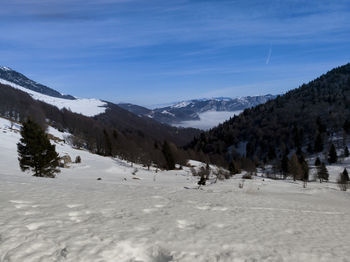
[0,118,349,262]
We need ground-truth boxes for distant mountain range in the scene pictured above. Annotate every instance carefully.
[119,95,276,126]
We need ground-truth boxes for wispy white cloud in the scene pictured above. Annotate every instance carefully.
[0,0,349,105]
[266,46,272,65]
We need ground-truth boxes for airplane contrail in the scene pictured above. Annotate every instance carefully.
[266,46,272,65]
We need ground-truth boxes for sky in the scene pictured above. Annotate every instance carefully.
[0,0,349,106]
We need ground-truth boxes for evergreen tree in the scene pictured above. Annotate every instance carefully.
[314,133,323,153]
[342,168,349,182]
[338,168,349,191]
[317,162,329,183]
[281,154,289,179]
[229,160,240,174]
[103,129,112,156]
[268,145,276,161]
[17,119,60,178]
[299,155,309,187]
[288,154,303,181]
[328,144,338,164]
[162,141,175,170]
[344,146,349,157]
[314,157,321,166]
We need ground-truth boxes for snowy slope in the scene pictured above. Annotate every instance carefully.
[0,78,107,117]
[0,117,349,262]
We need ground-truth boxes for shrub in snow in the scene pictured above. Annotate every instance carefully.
[190,167,198,176]
[229,160,240,174]
[17,118,60,178]
[242,173,253,179]
[337,169,349,191]
[75,156,81,163]
[132,168,138,175]
[317,163,329,183]
[59,154,72,168]
[213,168,230,181]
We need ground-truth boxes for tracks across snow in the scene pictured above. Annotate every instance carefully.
[0,177,349,262]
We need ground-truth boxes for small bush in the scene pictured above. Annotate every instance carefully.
[242,173,253,179]
[190,167,197,176]
[337,169,349,191]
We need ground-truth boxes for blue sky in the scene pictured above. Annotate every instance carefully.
[1,0,349,106]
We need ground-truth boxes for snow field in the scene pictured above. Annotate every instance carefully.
[0,78,107,117]
[0,117,349,262]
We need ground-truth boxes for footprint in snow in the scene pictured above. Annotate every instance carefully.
[26,222,47,230]
[177,219,195,229]
[143,208,157,214]
[10,200,33,209]
[195,205,211,210]
[67,204,83,208]
[212,206,228,211]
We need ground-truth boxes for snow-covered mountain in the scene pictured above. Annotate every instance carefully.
[119,95,276,129]
[0,66,75,100]
[0,67,107,117]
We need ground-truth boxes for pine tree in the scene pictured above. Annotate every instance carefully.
[317,162,329,183]
[328,144,338,164]
[338,168,349,191]
[17,119,60,178]
[229,160,240,174]
[314,157,321,166]
[288,154,303,181]
[162,141,175,170]
[103,129,112,156]
[342,168,349,182]
[281,153,289,179]
[344,146,349,157]
[314,133,323,153]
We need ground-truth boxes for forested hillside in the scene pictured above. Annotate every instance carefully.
[188,63,350,164]
[0,83,209,168]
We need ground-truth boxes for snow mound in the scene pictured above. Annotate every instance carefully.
[0,78,107,117]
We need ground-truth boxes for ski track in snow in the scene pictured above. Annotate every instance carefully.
[0,117,350,262]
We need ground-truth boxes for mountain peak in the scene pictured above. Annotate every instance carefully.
[0,66,12,71]
[0,66,75,100]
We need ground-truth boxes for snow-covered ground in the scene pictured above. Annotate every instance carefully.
[0,78,107,117]
[0,117,349,262]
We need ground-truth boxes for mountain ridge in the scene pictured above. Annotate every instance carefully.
[119,94,276,126]
[0,66,75,100]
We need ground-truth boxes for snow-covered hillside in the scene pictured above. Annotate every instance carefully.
[0,78,107,117]
[0,117,349,262]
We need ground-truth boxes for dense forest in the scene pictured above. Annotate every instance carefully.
[0,83,224,169]
[188,63,350,167]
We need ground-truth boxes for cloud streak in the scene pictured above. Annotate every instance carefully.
[0,0,349,105]
[266,46,272,65]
